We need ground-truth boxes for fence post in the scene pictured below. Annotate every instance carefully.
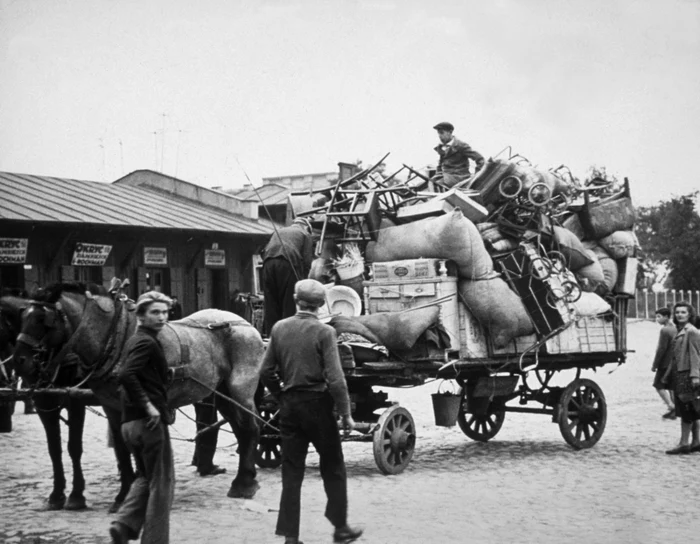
[696,291,700,315]
[664,290,668,308]
[644,289,649,320]
[672,289,677,307]
[654,291,659,314]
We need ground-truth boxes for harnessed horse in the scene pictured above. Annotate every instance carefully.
[1,291,101,511]
[13,284,265,503]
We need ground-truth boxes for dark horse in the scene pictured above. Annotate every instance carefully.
[13,284,265,504]
[1,292,97,510]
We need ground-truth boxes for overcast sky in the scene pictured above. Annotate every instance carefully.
[1,0,698,206]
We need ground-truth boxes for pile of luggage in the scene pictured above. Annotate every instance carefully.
[295,153,638,363]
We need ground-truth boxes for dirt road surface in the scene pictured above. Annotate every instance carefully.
[1,320,697,544]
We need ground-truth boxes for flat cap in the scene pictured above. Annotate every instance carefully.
[294,279,327,307]
[433,122,454,132]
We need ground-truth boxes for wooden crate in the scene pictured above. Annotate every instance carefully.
[364,276,460,352]
[545,323,582,354]
[458,302,489,359]
[576,316,616,352]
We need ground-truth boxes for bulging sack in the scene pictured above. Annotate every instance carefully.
[552,226,594,271]
[354,306,440,351]
[572,292,612,317]
[458,277,535,349]
[576,249,606,292]
[366,208,495,280]
[598,230,639,259]
[589,244,618,291]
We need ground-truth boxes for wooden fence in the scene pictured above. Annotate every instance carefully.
[629,289,700,320]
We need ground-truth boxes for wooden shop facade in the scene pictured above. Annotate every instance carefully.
[0,170,274,316]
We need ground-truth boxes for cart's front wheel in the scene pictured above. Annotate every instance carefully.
[372,405,416,475]
[558,378,607,450]
[457,399,505,442]
[255,404,282,469]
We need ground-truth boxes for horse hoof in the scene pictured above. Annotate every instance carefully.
[47,493,66,510]
[65,495,88,510]
[108,500,123,514]
[227,481,260,500]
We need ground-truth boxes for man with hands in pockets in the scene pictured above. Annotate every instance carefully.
[261,279,363,544]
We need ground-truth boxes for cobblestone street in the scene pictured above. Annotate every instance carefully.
[1,320,697,544]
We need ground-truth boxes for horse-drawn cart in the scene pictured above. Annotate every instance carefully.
[255,295,628,475]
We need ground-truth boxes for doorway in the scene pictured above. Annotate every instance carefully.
[210,268,228,311]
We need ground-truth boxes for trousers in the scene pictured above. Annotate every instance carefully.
[192,395,219,470]
[116,418,174,544]
[275,391,348,538]
[262,257,298,335]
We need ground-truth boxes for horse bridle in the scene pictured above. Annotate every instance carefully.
[16,301,73,384]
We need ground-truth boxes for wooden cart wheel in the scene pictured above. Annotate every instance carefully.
[457,398,505,442]
[255,404,282,469]
[558,378,607,450]
[372,404,416,475]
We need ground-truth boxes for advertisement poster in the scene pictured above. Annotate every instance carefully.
[144,247,168,266]
[0,238,28,264]
[204,249,226,267]
[71,242,112,266]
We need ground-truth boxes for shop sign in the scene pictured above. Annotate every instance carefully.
[144,247,168,266]
[71,242,112,266]
[204,249,226,267]
[0,238,28,264]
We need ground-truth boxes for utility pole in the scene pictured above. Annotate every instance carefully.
[119,139,125,175]
[160,112,167,172]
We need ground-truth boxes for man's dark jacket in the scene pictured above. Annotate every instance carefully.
[434,137,485,178]
[262,224,314,279]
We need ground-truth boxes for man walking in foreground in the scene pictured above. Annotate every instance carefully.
[110,291,174,544]
[261,279,363,544]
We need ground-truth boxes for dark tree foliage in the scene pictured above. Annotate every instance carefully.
[636,192,700,290]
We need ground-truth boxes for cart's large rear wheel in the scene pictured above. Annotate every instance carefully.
[255,404,282,469]
[457,399,505,442]
[558,378,607,449]
[372,405,416,475]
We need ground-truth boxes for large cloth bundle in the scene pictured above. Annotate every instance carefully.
[589,243,618,292]
[353,306,440,350]
[366,208,495,279]
[598,230,639,259]
[458,277,535,348]
[552,226,594,271]
[576,249,606,291]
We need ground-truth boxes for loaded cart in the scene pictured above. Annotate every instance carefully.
[255,255,629,475]
[256,151,636,475]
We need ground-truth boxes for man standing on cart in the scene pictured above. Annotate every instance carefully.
[261,279,363,544]
[431,121,484,188]
[261,217,315,335]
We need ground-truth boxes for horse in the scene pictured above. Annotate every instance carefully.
[1,292,99,510]
[13,284,266,502]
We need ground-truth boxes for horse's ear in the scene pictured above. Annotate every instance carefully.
[85,291,94,299]
[94,295,114,313]
[43,307,56,327]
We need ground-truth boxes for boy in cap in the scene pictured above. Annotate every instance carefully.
[432,121,484,187]
[261,279,363,544]
[110,291,174,544]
